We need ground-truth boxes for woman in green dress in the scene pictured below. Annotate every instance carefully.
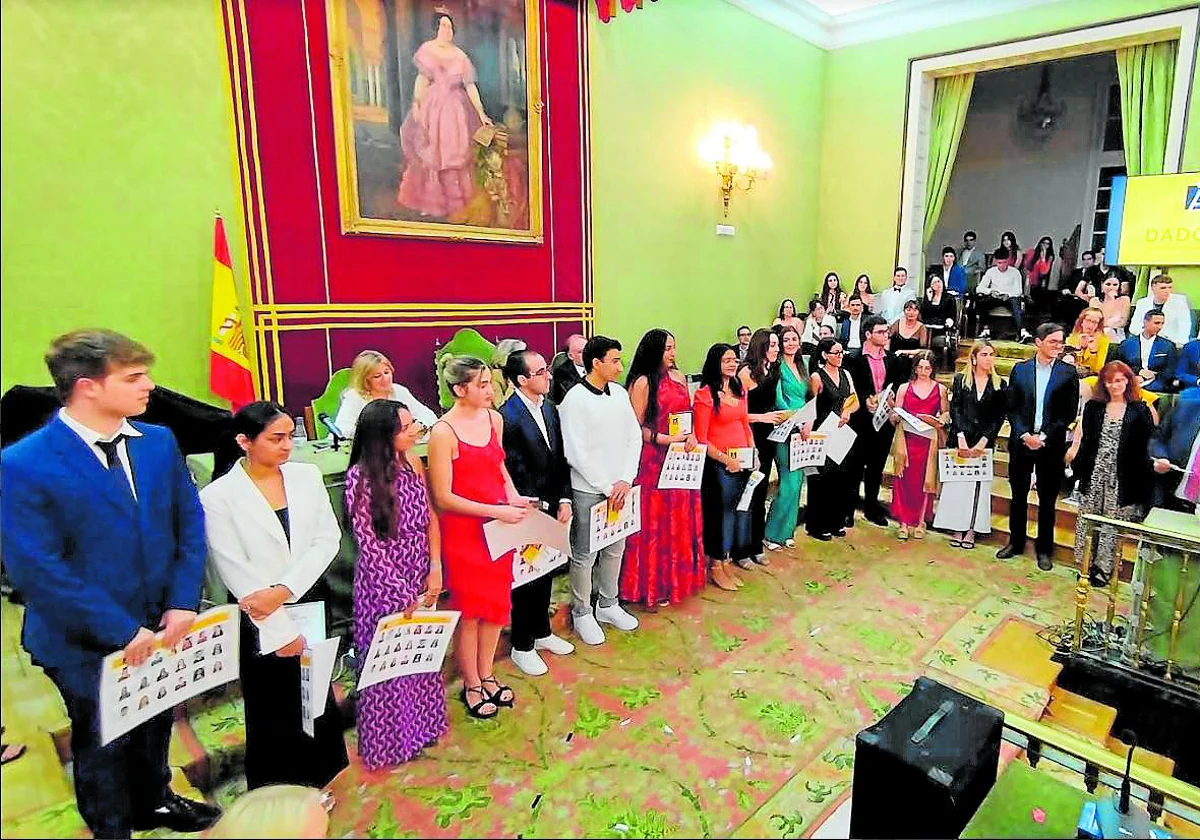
[764,325,811,549]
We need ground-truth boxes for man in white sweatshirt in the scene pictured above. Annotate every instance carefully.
[559,335,643,645]
[976,247,1031,342]
[1131,274,1193,348]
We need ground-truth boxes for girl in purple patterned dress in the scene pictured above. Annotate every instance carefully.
[346,400,447,768]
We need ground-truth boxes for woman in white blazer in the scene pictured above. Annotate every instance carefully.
[201,402,348,791]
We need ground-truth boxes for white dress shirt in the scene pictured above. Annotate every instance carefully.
[58,408,141,499]
[333,383,438,436]
[877,285,917,325]
[200,461,341,653]
[846,316,863,349]
[514,387,550,448]
[1034,360,1053,434]
[1140,333,1156,371]
[978,266,1023,299]
[1131,293,1193,347]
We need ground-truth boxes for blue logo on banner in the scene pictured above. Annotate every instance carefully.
[1187,185,1200,210]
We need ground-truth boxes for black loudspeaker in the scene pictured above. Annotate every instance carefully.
[849,676,1003,839]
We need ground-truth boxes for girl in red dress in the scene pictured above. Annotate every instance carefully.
[427,357,531,718]
[619,329,706,608]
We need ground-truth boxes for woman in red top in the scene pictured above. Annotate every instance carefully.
[620,329,706,609]
[1023,236,1055,290]
[427,357,531,719]
[694,344,755,592]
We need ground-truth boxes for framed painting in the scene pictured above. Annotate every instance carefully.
[327,0,543,242]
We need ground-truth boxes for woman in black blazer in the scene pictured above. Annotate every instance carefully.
[933,341,1006,548]
[1066,360,1155,586]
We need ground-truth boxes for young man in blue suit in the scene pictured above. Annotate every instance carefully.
[1116,308,1178,393]
[500,348,576,676]
[1152,390,1200,512]
[1172,332,1200,394]
[998,323,1080,571]
[1,330,219,837]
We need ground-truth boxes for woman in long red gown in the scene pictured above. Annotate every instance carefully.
[427,357,532,718]
[619,330,706,608]
[889,351,949,540]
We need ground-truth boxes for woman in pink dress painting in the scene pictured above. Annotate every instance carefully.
[396,10,494,219]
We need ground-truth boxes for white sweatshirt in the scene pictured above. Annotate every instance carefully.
[559,379,642,496]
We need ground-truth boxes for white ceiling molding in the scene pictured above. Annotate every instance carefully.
[723,0,1057,49]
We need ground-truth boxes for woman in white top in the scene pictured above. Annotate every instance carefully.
[799,299,837,356]
[200,402,348,791]
[334,350,439,436]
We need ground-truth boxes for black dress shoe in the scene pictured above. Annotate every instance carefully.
[810,532,832,542]
[865,510,889,528]
[1037,552,1054,571]
[996,543,1020,560]
[844,514,856,529]
[833,528,847,538]
[133,792,222,833]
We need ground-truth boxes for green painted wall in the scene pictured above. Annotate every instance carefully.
[1,0,247,400]
[588,2,825,374]
[816,0,1200,303]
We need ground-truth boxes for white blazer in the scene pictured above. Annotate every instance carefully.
[200,461,341,653]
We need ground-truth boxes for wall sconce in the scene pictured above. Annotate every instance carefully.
[697,122,772,217]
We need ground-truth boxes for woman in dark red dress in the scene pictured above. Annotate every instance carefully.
[427,357,532,718]
[619,329,706,608]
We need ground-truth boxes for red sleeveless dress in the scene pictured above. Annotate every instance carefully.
[438,423,514,624]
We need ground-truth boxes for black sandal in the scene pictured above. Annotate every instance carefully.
[460,685,499,719]
[481,676,515,707]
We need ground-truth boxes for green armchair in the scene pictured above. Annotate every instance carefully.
[434,329,496,409]
[309,368,352,439]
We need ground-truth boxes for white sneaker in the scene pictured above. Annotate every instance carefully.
[510,647,548,676]
[574,613,606,645]
[534,633,575,656]
[595,604,639,632]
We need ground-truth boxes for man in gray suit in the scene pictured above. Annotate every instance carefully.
[959,230,985,292]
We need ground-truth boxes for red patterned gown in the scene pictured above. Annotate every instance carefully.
[619,375,706,606]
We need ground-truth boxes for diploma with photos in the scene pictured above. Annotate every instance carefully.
[358,610,461,691]
[100,606,240,746]
[790,433,828,471]
[938,449,994,483]
[483,509,570,559]
[588,485,642,553]
[511,543,569,589]
[872,385,894,432]
[770,400,817,443]
[736,470,766,512]
[300,637,340,738]
[658,442,704,490]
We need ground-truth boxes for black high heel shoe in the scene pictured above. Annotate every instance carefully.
[481,676,515,708]
[461,684,499,719]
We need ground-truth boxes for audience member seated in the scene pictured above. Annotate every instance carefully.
[550,334,586,404]
[1131,274,1193,347]
[852,274,875,314]
[773,298,804,333]
[959,231,986,294]
[1067,307,1111,378]
[999,231,1025,272]
[1116,308,1177,393]
[921,274,957,369]
[876,266,916,325]
[976,247,1030,342]
[1097,274,1131,341]
[1023,236,1056,293]
[928,247,967,297]
[1152,389,1200,511]
[489,338,527,409]
[889,299,928,381]
[800,298,836,357]
[1067,249,1102,293]
[734,325,752,363]
[334,350,439,437]
[1172,330,1200,394]
[839,295,868,358]
[818,272,848,319]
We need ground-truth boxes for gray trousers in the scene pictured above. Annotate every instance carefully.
[569,489,626,617]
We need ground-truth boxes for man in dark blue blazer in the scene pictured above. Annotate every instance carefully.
[1170,335,1200,393]
[0,330,218,837]
[500,348,576,677]
[1152,391,1200,511]
[999,323,1080,570]
[1116,308,1178,393]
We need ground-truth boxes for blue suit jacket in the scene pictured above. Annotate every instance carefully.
[1,417,206,692]
[500,393,571,507]
[1152,392,1200,465]
[1116,334,1177,379]
[1173,339,1200,390]
[1007,358,1079,451]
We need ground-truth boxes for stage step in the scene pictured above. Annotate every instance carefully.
[973,618,1063,698]
[1042,688,1117,746]
[1106,734,1177,778]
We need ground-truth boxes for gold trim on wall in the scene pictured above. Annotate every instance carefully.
[326,0,545,243]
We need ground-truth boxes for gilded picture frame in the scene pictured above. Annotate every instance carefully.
[327,0,543,242]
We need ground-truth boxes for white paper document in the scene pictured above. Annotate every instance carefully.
[871,385,894,433]
[937,449,994,483]
[736,470,766,511]
[894,406,935,439]
[658,442,704,489]
[511,544,569,589]
[588,486,642,552]
[767,413,799,443]
[283,602,326,647]
[300,636,340,737]
[729,447,757,470]
[483,510,571,559]
[789,433,828,471]
[100,606,240,747]
[357,610,461,691]
[815,414,857,465]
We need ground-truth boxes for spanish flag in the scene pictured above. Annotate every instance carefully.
[209,214,256,409]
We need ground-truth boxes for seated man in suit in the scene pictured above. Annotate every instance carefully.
[839,295,868,358]
[734,326,752,363]
[1152,390,1200,511]
[500,349,576,676]
[1116,308,1178,393]
[928,246,967,297]
[550,333,587,405]
[0,330,220,837]
[999,323,1080,571]
[1171,331,1200,395]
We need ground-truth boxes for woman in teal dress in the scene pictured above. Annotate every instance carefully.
[764,325,810,549]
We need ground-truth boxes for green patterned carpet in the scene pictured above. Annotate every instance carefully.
[2,525,1088,838]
